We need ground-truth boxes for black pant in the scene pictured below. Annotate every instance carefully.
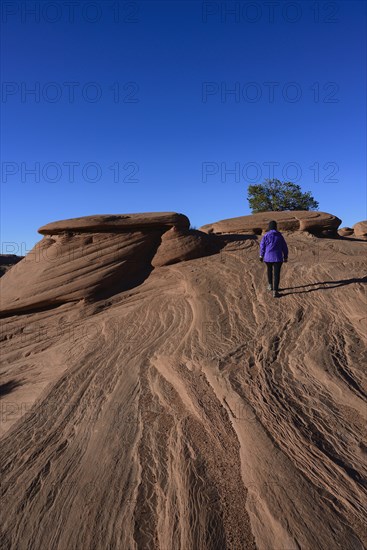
[266,262,282,291]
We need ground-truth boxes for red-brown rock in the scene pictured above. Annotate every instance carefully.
[152,227,217,267]
[1,213,207,315]
[199,211,341,235]
[38,212,190,235]
[353,220,367,238]
[338,227,354,237]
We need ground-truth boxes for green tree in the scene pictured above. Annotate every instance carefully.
[247,179,319,213]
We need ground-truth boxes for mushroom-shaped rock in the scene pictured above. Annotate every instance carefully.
[338,227,354,237]
[298,212,341,234]
[353,221,367,238]
[1,212,190,315]
[199,211,341,235]
[152,228,217,267]
[38,212,190,235]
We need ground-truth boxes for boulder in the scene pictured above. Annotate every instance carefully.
[1,213,189,314]
[353,221,367,238]
[0,213,213,315]
[199,211,341,235]
[152,227,217,267]
[338,227,354,237]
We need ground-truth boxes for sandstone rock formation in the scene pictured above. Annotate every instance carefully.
[338,227,354,237]
[0,254,24,277]
[0,213,214,315]
[199,210,341,236]
[152,227,218,267]
[38,212,190,234]
[1,211,366,550]
[353,220,367,238]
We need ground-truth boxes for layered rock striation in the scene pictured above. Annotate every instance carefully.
[0,213,216,315]
[199,210,341,236]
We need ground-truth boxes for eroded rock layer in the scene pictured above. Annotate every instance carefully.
[38,212,190,234]
[0,213,208,314]
[353,220,367,238]
[199,210,341,235]
[0,255,24,277]
[1,212,366,550]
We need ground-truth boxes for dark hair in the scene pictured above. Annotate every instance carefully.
[268,220,277,231]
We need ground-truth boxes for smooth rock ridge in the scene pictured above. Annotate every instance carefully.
[38,212,190,234]
[0,213,213,315]
[199,210,341,235]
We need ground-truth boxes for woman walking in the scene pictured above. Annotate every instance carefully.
[259,220,288,298]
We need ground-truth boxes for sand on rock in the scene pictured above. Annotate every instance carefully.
[1,211,366,550]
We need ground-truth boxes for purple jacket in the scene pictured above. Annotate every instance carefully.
[260,230,288,262]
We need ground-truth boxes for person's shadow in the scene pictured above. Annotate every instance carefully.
[280,276,367,295]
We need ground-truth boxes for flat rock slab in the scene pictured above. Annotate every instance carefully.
[38,212,190,235]
[199,210,341,235]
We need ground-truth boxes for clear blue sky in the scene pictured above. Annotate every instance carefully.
[1,0,366,253]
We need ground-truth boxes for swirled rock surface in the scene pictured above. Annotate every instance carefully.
[1,211,366,550]
[199,210,341,235]
[0,213,195,315]
[38,212,190,234]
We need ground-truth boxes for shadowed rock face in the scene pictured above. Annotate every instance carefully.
[1,211,366,550]
[0,231,163,314]
[199,210,341,235]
